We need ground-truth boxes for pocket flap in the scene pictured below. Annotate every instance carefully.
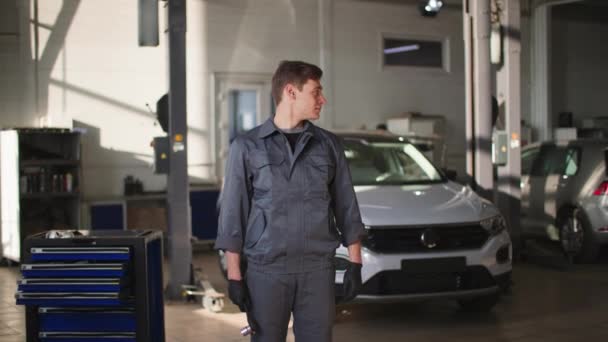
[308,154,334,167]
[250,153,270,168]
[250,152,284,168]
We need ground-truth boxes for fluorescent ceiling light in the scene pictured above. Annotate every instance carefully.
[384,44,420,54]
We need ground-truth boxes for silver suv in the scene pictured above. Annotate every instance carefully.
[521,140,608,262]
[333,132,511,311]
[219,132,512,311]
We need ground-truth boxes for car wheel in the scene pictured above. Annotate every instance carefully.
[559,208,599,263]
[458,293,500,312]
[217,250,228,279]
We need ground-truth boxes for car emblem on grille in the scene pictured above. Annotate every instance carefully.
[420,228,439,249]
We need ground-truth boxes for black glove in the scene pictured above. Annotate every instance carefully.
[342,262,362,302]
[245,310,260,335]
[228,279,251,312]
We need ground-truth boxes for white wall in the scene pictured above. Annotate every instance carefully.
[14,0,603,200]
[204,0,320,72]
[551,9,608,127]
[27,0,171,199]
[333,0,466,173]
[3,0,477,198]
[2,0,326,199]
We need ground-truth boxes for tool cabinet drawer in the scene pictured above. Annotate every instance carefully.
[38,307,136,332]
[38,331,136,342]
[31,247,131,262]
[21,263,127,278]
[18,278,123,293]
[16,292,123,306]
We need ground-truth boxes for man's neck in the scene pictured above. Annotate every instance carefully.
[273,110,305,131]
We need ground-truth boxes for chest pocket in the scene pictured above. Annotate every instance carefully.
[249,151,285,192]
[305,154,335,199]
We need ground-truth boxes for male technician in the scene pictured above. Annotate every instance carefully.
[215,60,365,342]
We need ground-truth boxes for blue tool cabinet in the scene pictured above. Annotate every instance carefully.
[15,230,165,342]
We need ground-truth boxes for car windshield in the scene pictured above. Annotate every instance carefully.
[343,138,444,186]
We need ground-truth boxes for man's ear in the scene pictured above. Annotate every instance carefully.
[284,84,296,100]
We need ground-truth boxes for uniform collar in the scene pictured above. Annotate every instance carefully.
[258,117,316,139]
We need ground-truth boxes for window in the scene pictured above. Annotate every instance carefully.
[382,37,443,68]
[343,139,443,186]
[562,148,579,176]
[531,146,573,177]
[521,148,539,175]
[228,90,258,142]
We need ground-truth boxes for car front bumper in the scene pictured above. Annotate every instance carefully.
[336,230,512,301]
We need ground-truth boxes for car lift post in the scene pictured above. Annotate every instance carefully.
[166,0,192,300]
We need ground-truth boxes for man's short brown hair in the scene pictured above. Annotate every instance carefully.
[271,61,323,105]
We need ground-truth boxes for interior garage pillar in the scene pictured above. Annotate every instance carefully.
[464,0,493,200]
[496,0,522,252]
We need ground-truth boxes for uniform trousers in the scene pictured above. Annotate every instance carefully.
[246,266,336,342]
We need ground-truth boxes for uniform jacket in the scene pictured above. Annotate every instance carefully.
[215,118,365,274]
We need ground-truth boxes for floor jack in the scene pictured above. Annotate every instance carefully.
[181,264,225,312]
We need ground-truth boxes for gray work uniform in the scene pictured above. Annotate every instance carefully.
[215,118,365,342]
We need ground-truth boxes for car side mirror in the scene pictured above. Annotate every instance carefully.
[442,168,457,181]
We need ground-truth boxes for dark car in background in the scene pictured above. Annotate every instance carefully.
[521,140,608,262]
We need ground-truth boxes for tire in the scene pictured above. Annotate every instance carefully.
[458,293,500,312]
[559,208,599,263]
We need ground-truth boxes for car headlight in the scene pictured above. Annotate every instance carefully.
[480,215,507,236]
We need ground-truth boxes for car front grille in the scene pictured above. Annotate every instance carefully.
[359,266,496,295]
[362,224,489,253]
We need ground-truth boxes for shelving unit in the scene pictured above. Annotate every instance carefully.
[1,128,82,262]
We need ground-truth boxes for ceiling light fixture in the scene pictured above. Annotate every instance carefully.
[419,0,443,17]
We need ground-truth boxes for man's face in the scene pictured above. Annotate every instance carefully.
[293,79,327,121]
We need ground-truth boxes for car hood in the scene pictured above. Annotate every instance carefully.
[354,181,500,227]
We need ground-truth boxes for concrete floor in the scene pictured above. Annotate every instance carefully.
[2,249,608,342]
